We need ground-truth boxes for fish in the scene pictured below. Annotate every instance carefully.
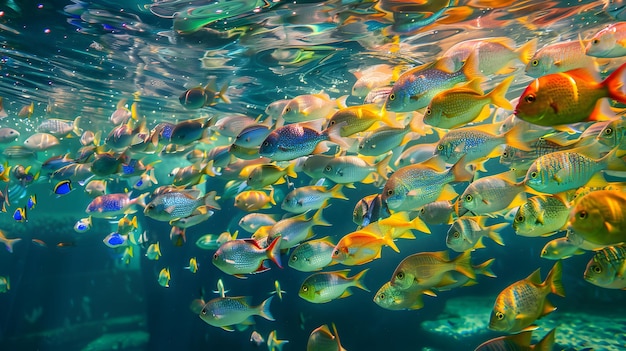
[289,236,337,272]
[515,63,626,126]
[169,205,214,229]
[586,22,626,58]
[103,232,128,248]
[199,295,273,332]
[282,184,347,214]
[390,250,476,290]
[541,237,585,260]
[446,217,507,252]
[234,189,275,211]
[280,92,337,122]
[307,323,346,351]
[259,122,349,161]
[143,189,220,221]
[299,269,369,304]
[0,184,10,212]
[239,213,277,233]
[473,328,556,351]
[567,189,626,246]
[158,267,171,288]
[271,280,285,301]
[145,242,161,260]
[37,117,82,137]
[196,231,237,250]
[383,54,480,112]
[212,237,282,277]
[53,179,73,196]
[488,261,565,333]
[86,192,148,218]
[352,193,389,228]
[512,194,570,237]
[179,78,230,109]
[455,170,527,217]
[74,217,92,233]
[185,257,198,273]
[234,123,272,148]
[250,331,265,347]
[321,154,391,186]
[117,215,138,235]
[326,104,401,137]
[27,194,36,210]
[267,330,289,351]
[373,281,427,311]
[424,76,513,129]
[213,278,229,298]
[0,276,9,293]
[13,207,27,222]
[267,208,331,249]
[583,245,626,289]
[525,40,596,78]
[23,133,60,151]
[331,228,399,266]
[418,200,455,226]
[85,179,107,197]
[0,230,21,253]
[169,117,213,145]
[245,163,297,189]
[212,114,258,138]
[0,128,19,143]
[382,156,473,212]
[17,102,34,118]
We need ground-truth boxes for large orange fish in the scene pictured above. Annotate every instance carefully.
[515,63,626,126]
[331,228,399,266]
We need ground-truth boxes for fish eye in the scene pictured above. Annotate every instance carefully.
[465,194,473,202]
[329,120,335,126]
[396,271,404,280]
[453,231,460,238]
[301,285,308,292]
[201,309,207,315]
[592,265,602,273]
[333,250,339,256]
[502,151,508,157]
[592,38,599,45]
[604,127,613,136]
[285,107,291,113]
[541,249,547,256]
[389,94,395,101]
[263,141,269,147]
[530,171,538,178]
[531,59,539,66]
[578,210,587,219]
[291,255,297,261]
[213,253,218,260]
[425,108,432,115]
[378,293,385,299]
[437,144,444,151]
[387,189,393,196]
[325,166,332,171]
[515,215,525,223]
[524,94,536,103]
[495,311,504,320]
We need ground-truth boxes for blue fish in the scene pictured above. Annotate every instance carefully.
[54,180,72,196]
[13,207,27,222]
[103,232,127,248]
[27,195,37,210]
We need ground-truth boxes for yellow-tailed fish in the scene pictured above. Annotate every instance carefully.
[267,330,289,351]
[474,329,556,351]
[307,323,347,351]
[143,189,220,222]
[326,104,402,137]
[17,102,34,118]
[446,217,507,252]
[541,237,585,260]
[488,261,565,333]
[299,269,369,303]
[567,189,626,246]
[357,124,424,157]
[280,92,338,123]
[0,276,9,293]
[145,242,161,260]
[246,163,297,189]
[586,22,626,58]
[212,237,282,277]
[418,200,455,226]
[331,228,399,266]
[239,213,278,233]
[526,40,596,77]
[179,78,230,109]
[289,236,337,272]
[213,278,229,298]
[158,267,171,288]
[267,207,331,249]
[73,216,92,233]
[199,295,273,331]
[117,215,138,235]
[86,192,148,219]
[515,63,626,126]
[513,194,570,237]
[455,170,527,217]
[196,231,238,250]
[271,280,286,301]
[170,205,214,229]
[424,76,513,129]
[391,250,476,290]
[235,189,275,211]
[373,281,427,311]
[185,257,199,273]
[322,154,391,186]
[282,184,347,214]
[584,245,626,289]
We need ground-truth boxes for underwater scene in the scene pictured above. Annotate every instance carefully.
[2,0,626,350]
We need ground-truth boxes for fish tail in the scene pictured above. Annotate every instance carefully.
[453,250,476,279]
[515,38,538,65]
[450,155,474,183]
[545,260,566,297]
[256,295,275,321]
[133,192,148,208]
[218,81,232,104]
[487,76,514,110]
[375,153,392,181]
[329,184,348,200]
[487,223,508,246]
[284,162,298,179]
[324,121,353,150]
[72,116,83,136]
[461,51,482,79]
[534,328,556,351]
[312,207,332,227]
[410,216,431,234]
[266,237,283,269]
[384,228,400,253]
[351,268,370,292]
[474,258,497,278]
[504,124,533,151]
[203,190,221,210]
[605,62,626,104]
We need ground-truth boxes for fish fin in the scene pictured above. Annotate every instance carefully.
[605,62,626,104]
[266,237,283,269]
[339,290,353,299]
[257,295,275,321]
[505,124,532,151]
[284,162,298,179]
[516,38,538,65]
[410,216,431,234]
[461,51,482,79]
[487,223,507,246]
[324,121,352,150]
[545,260,565,297]
[203,190,221,210]
[437,273,458,287]
[487,76,514,110]
[541,298,557,316]
[475,258,497,278]
[422,289,437,297]
[220,325,235,332]
[473,237,486,249]
[329,184,348,201]
[409,295,425,310]
[526,268,542,284]
[453,250,476,279]
[584,172,608,188]
[383,229,400,253]
[438,184,459,202]
[534,328,556,351]
[450,155,474,183]
[351,268,370,292]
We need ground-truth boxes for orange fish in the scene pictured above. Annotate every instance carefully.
[515,63,626,126]
[331,228,399,266]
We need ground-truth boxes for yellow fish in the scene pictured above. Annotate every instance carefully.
[568,189,626,246]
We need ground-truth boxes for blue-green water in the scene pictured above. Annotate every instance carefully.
[0,0,625,350]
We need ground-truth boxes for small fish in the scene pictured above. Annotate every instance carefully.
[326,104,401,137]
[245,163,297,189]
[117,215,138,235]
[85,179,107,197]
[170,205,214,229]
[584,245,626,289]
[145,242,161,260]
[280,92,337,123]
[526,40,596,77]
[267,330,289,351]
[103,232,128,249]
[179,78,230,109]
[199,295,273,332]
[267,208,331,249]
[331,228,399,266]
[185,257,198,273]
[568,189,626,246]
[282,184,347,214]
[121,245,133,265]
[213,278,229,298]
[541,237,585,260]
[391,250,476,290]
[143,189,220,222]
[373,281,426,311]
[234,189,275,211]
[0,183,10,212]
[418,200,455,226]
[0,276,9,293]
[259,122,350,161]
[212,237,282,277]
[299,269,369,304]
[17,102,34,118]
[512,194,570,237]
[53,180,72,196]
[27,194,36,210]
[74,217,92,233]
[271,280,286,301]
[23,132,60,151]
[307,323,347,351]
[234,123,272,148]
[169,117,213,145]
[352,193,389,228]
[322,155,391,186]
[239,213,277,233]
[0,128,19,143]
[515,63,626,126]
[490,261,565,333]
[455,170,527,217]
[474,329,556,351]
[196,231,238,250]
[86,192,148,219]
[158,267,171,288]
[13,207,27,222]
[446,217,507,252]
[289,236,337,272]
[586,22,626,58]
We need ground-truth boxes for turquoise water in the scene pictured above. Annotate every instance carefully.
[0,0,625,350]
